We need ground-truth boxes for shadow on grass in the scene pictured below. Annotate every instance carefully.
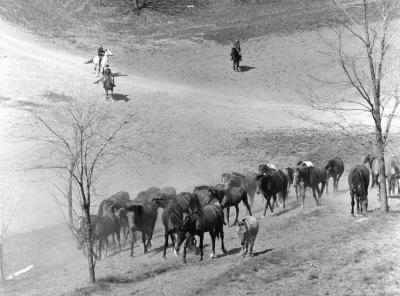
[113,72,128,77]
[217,247,241,258]
[239,65,255,72]
[112,93,130,102]
[252,248,273,257]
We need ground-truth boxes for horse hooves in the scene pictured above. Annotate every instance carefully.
[222,248,227,254]
[210,253,216,259]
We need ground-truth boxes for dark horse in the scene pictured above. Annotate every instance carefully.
[76,214,121,259]
[325,157,344,193]
[294,166,327,208]
[210,186,252,226]
[221,172,258,208]
[255,171,288,217]
[348,165,370,215]
[158,198,185,259]
[126,200,158,256]
[175,197,227,263]
[230,47,241,72]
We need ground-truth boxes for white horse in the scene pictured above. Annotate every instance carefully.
[92,49,113,76]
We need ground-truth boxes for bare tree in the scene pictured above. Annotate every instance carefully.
[31,96,136,282]
[0,194,20,281]
[300,0,400,212]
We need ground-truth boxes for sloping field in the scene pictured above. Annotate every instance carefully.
[0,0,400,295]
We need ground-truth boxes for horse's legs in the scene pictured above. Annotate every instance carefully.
[350,192,355,215]
[210,231,216,259]
[142,231,148,254]
[163,232,169,259]
[129,227,136,257]
[262,196,269,217]
[270,195,276,214]
[295,185,299,201]
[182,234,190,264]
[199,233,204,261]
[233,204,239,226]
[226,207,230,226]
[318,181,328,198]
[170,233,177,256]
[356,197,360,214]
[312,188,319,206]
[243,195,252,216]
[117,231,121,251]
[146,230,154,251]
[220,226,227,253]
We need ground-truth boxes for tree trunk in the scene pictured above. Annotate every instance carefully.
[84,206,96,282]
[376,139,388,212]
[67,160,76,228]
[0,243,4,281]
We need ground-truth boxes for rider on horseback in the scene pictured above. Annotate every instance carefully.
[98,46,105,66]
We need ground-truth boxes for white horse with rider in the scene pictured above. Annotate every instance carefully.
[85,48,113,76]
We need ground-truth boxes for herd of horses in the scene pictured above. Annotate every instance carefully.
[76,154,400,262]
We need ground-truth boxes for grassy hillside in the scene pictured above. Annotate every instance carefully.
[0,0,355,48]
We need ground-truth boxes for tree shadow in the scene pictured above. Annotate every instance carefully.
[217,247,241,258]
[113,72,128,77]
[239,65,255,72]
[112,93,130,102]
[252,248,273,257]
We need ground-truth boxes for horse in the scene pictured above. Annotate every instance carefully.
[174,198,227,263]
[325,157,344,193]
[255,171,288,217]
[76,214,121,259]
[260,164,293,201]
[76,215,99,257]
[363,154,400,195]
[135,187,161,203]
[159,198,185,259]
[91,48,113,76]
[237,216,259,257]
[126,200,158,256]
[230,47,241,72]
[97,191,130,246]
[294,166,326,208]
[219,187,252,226]
[348,165,370,215]
[258,163,277,175]
[193,185,221,206]
[221,172,258,208]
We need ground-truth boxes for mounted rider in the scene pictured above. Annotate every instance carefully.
[98,46,105,67]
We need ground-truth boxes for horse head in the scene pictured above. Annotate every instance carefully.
[104,49,113,56]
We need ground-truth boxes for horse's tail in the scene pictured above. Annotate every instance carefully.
[358,169,365,195]
[84,58,93,64]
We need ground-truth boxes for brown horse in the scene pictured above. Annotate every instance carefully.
[175,197,227,263]
[348,165,370,215]
[294,166,326,208]
[325,157,344,193]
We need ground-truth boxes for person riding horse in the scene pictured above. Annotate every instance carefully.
[98,46,105,69]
